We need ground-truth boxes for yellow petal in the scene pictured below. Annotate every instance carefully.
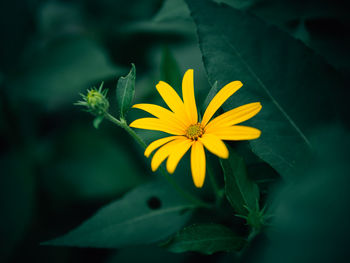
[201,81,243,127]
[156,81,190,124]
[151,138,187,171]
[182,69,198,124]
[199,133,229,159]
[132,103,187,131]
[144,136,181,158]
[207,125,261,140]
[205,102,262,132]
[166,139,193,174]
[129,117,184,135]
[190,141,206,188]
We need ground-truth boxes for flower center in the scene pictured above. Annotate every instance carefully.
[186,123,204,140]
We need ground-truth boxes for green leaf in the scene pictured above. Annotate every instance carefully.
[116,64,136,118]
[163,223,246,254]
[217,0,349,25]
[153,0,190,23]
[121,0,194,37]
[217,0,350,71]
[186,0,345,179]
[40,125,145,201]
[160,47,182,93]
[220,146,260,215]
[42,179,194,248]
[201,80,218,115]
[8,37,120,111]
[252,126,350,263]
[93,115,104,129]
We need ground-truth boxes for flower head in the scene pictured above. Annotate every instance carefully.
[130,69,261,188]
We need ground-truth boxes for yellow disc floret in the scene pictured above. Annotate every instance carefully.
[186,123,204,140]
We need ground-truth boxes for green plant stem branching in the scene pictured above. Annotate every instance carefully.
[104,113,212,209]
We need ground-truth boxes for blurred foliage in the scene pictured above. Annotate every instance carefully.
[0,0,349,262]
[247,125,350,263]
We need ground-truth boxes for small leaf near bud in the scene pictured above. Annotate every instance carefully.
[116,63,136,119]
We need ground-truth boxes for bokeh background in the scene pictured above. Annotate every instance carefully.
[1,0,349,262]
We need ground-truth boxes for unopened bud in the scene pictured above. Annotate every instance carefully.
[236,200,272,232]
[75,82,109,116]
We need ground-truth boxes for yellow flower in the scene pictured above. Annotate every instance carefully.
[130,69,261,188]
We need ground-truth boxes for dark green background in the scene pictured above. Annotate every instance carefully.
[0,0,349,262]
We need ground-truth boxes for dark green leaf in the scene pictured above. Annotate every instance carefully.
[153,0,190,23]
[186,0,345,179]
[201,80,218,115]
[8,37,120,111]
[93,115,104,129]
[42,179,194,248]
[217,0,350,71]
[217,0,349,28]
[252,126,350,263]
[121,0,194,37]
[163,223,246,254]
[40,126,144,201]
[220,146,259,215]
[160,47,182,93]
[117,63,136,118]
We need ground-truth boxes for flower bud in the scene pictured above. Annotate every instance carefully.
[236,201,271,232]
[86,89,109,115]
[75,82,109,116]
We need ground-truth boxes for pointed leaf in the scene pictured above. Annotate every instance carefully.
[116,63,136,118]
[163,223,246,254]
[220,146,259,216]
[186,0,345,179]
[43,179,194,248]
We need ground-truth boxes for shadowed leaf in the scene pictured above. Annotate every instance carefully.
[163,223,246,254]
[42,179,194,248]
[8,37,120,111]
[221,146,259,215]
[186,0,345,179]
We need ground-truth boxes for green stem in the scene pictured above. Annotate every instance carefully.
[104,113,211,209]
[105,113,147,149]
[207,162,224,205]
[207,165,220,196]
